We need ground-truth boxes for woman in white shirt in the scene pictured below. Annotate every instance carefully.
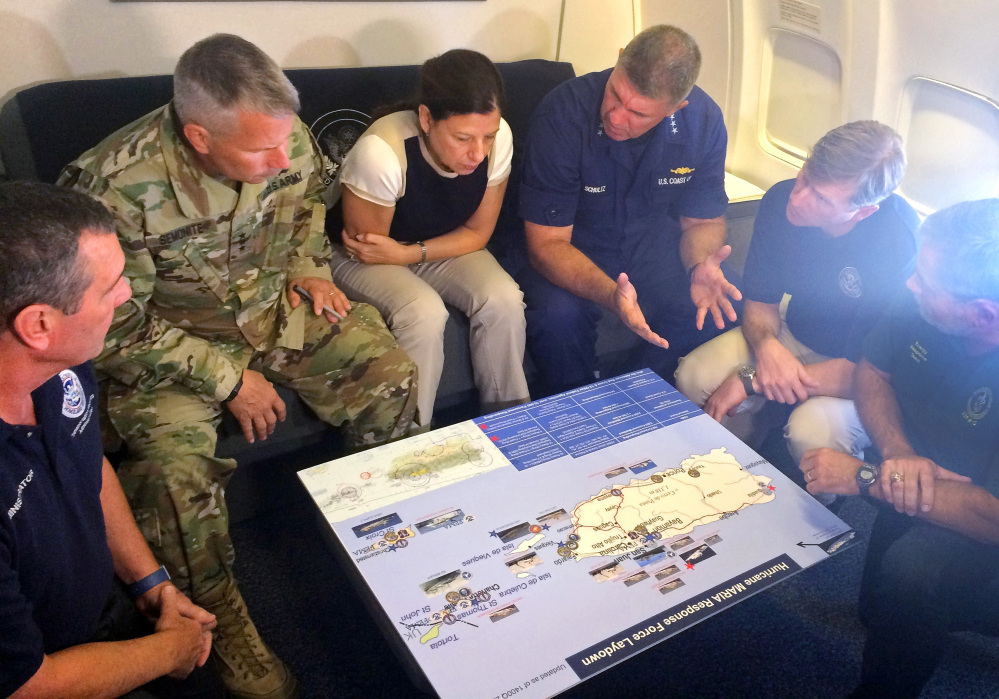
[328,49,529,425]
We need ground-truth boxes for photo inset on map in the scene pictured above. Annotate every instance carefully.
[634,546,668,567]
[704,534,722,546]
[604,466,627,478]
[420,570,463,598]
[505,552,541,576]
[629,458,658,474]
[680,544,716,564]
[537,508,568,523]
[497,522,532,542]
[654,565,681,581]
[669,535,694,551]
[623,571,650,587]
[414,509,464,535]
[658,578,686,595]
[588,561,624,582]
[489,604,520,622]
[351,512,402,538]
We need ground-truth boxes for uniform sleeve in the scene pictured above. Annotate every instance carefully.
[486,118,513,186]
[862,291,917,375]
[517,91,583,228]
[673,99,729,221]
[337,133,405,208]
[0,535,45,698]
[58,166,244,402]
[741,186,788,304]
[286,124,334,283]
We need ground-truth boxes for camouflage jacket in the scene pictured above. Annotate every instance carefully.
[59,105,332,402]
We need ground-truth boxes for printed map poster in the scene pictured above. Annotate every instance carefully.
[301,369,855,698]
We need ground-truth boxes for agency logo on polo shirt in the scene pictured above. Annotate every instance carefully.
[839,267,862,298]
[658,166,696,186]
[59,369,87,418]
[963,386,993,426]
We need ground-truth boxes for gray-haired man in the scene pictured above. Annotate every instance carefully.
[59,33,417,699]
[675,121,919,471]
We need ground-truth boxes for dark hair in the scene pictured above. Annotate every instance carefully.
[0,182,115,334]
[375,49,504,122]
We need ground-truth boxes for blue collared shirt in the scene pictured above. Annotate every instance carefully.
[518,68,729,263]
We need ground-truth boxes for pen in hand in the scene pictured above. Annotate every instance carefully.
[293,284,346,320]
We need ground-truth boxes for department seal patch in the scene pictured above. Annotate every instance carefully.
[59,369,86,418]
[838,267,862,298]
[966,386,993,422]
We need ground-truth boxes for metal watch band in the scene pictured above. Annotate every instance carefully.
[127,564,171,599]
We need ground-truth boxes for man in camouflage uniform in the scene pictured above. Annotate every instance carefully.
[59,34,417,699]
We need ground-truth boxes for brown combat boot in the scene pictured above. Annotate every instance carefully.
[201,581,300,699]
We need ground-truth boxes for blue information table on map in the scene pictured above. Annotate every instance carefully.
[300,369,854,698]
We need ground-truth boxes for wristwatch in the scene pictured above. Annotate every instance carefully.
[855,462,880,494]
[738,365,756,396]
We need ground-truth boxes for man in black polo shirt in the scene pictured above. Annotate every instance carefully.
[801,198,999,696]
[0,183,218,698]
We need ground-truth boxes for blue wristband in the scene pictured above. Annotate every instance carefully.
[127,565,171,600]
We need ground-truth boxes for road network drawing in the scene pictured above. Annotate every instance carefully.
[299,421,511,523]
[568,448,775,559]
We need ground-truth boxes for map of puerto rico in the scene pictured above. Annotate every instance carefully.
[568,448,775,559]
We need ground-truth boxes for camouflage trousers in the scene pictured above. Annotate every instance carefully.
[104,303,417,602]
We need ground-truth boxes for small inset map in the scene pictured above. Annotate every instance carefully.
[299,421,511,523]
[568,448,775,560]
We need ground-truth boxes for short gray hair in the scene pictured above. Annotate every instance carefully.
[804,121,907,208]
[173,33,300,134]
[617,25,701,105]
[918,198,999,302]
[0,182,115,334]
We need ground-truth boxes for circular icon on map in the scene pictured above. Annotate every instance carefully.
[635,524,648,534]
[461,571,472,579]
[611,489,623,496]
[459,587,472,598]
[651,532,662,540]
[568,533,579,542]
[530,525,541,533]
[628,532,640,540]
[476,591,491,602]
[651,474,664,483]
[431,611,443,622]
[338,485,361,502]
[444,614,458,625]
[446,591,460,604]
[402,467,431,487]
[360,472,371,480]
[688,469,701,478]
[395,539,409,549]
[558,546,572,557]
[398,529,410,538]
[566,541,578,550]
[383,531,398,542]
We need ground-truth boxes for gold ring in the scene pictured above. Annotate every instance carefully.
[890,472,903,483]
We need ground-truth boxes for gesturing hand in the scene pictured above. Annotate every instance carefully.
[689,245,742,330]
[613,272,670,349]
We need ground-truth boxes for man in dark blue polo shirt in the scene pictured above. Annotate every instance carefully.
[0,183,218,698]
[801,199,999,697]
[514,24,741,394]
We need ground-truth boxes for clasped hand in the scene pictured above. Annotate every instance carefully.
[342,230,417,265]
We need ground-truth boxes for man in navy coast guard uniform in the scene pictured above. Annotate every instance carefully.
[513,24,741,394]
[0,183,220,698]
[801,199,999,696]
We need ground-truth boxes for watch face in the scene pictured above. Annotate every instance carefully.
[857,466,877,486]
[739,366,755,380]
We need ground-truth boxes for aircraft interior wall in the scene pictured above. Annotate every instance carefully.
[644,0,999,214]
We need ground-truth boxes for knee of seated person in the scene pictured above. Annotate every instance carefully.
[477,280,525,321]
[392,288,449,334]
[674,346,721,403]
